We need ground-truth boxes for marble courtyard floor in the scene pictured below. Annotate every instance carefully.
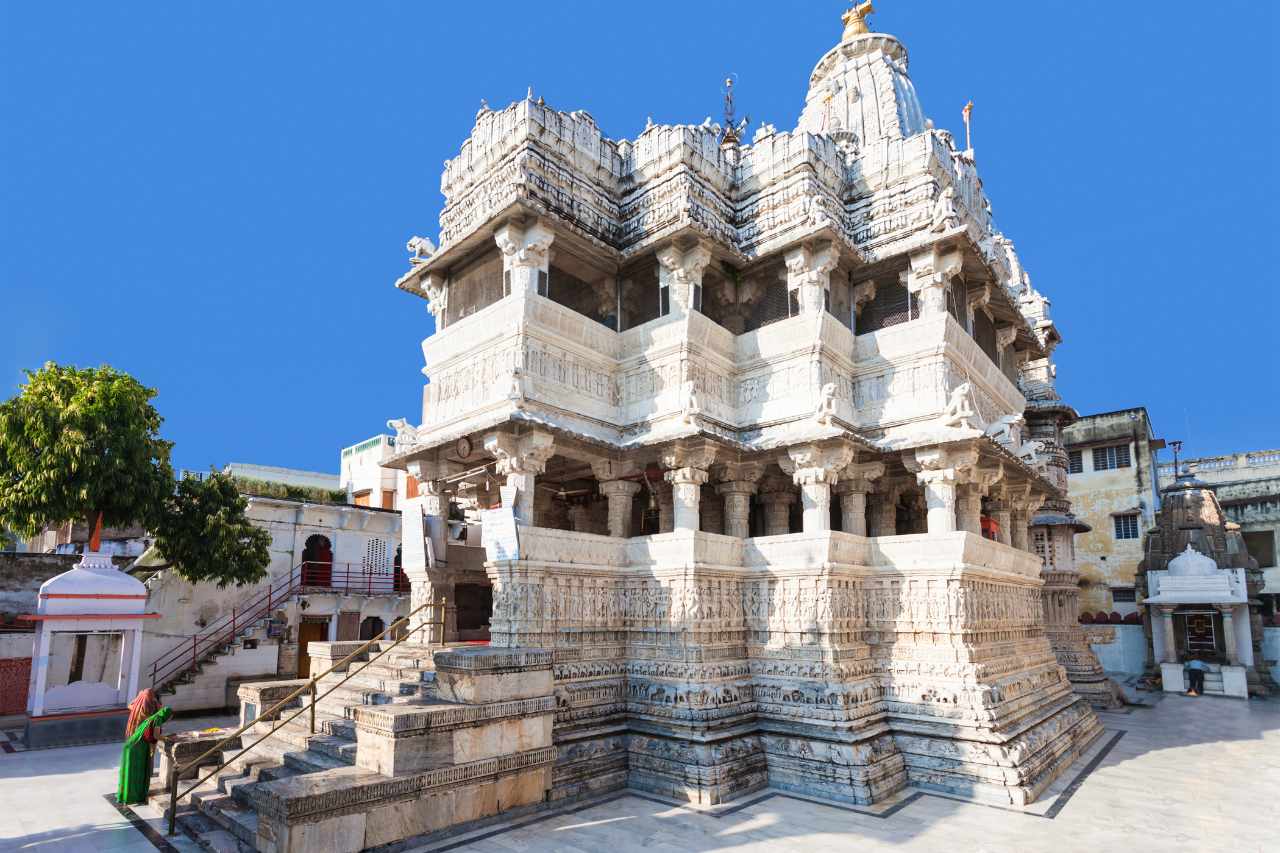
[1,696,1276,853]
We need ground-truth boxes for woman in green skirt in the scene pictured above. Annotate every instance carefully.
[117,688,172,805]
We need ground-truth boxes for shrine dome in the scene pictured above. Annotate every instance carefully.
[1167,545,1218,577]
[795,9,927,144]
[36,554,148,617]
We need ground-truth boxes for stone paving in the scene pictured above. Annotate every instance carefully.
[0,696,1276,852]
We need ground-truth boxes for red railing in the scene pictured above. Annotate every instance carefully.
[148,562,410,692]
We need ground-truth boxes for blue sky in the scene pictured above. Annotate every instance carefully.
[2,1,1276,473]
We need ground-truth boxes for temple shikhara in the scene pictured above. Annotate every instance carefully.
[160,6,1122,849]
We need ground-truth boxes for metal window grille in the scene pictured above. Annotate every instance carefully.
[1068,450,1083,474]
[363,538,388,572]
[1111,587,1137,603]
[1113,514,1140,540]
[1093,444,1131,471]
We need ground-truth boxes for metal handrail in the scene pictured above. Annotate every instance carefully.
[165,596,445,835]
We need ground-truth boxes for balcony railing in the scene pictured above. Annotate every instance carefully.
[148,561,409,692]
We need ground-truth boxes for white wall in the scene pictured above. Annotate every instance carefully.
[1086,624,1147,675]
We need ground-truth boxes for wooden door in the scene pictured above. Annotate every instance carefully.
[296,620,329,678]
[336,611,361,642]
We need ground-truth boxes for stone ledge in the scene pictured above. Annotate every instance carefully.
[434,647,553,673]
[352,696,556,736]
[250,745,558,824]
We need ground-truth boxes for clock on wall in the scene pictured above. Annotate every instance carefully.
[454,436,473,459]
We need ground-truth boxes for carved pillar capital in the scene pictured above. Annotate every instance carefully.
[779,442,855,487]
[784,242,839,315]
[484,431,555,525]
[905,246,963,317]
[835,461,886,494]
[656,242,713,316]
[852,279,877,317]
[485,431,555,477]
[494,220,554,296]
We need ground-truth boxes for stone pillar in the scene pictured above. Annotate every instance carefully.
[904,446,978,536]
[657,482,674,533]
[484,431,555,525]
[1159,606,1178,664]
[665,467,708,532]
[780,443,855,533]
[955,484,983,535]
[656,243,712,318]
[833,462,885,536]
[713,463,762,540]
[905,245,962,318]
[599,480,641,538]
[1218,605,1239,665]
[760,476,797,536]
[494,221,554,296]
[784,243,838,316]
[917,471,958,534]
[869,483,902,537]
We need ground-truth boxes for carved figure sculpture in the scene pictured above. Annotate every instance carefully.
[681,379,701,425]
[984,413,1024,450]
[930,185,960,233]
[386,418,419,446]
[406,235,436,263]
[814,382,838,425]
[939,382,978,430]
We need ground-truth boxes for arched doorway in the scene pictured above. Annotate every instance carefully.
[302,534,333,587]
[359,616,386,642]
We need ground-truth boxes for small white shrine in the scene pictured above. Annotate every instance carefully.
[22,551,157,746]
[1145,545,1252,698]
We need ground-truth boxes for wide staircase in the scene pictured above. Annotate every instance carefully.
[154,638,449,851]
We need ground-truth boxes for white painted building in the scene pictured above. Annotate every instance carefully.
[339,434,405,510]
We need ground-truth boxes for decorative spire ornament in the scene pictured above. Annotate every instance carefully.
[842,1,876,40]
[962,100,974,150]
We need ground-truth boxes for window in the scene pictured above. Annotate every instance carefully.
[1111,587,1136,603]
[1067,450,1083,475]
[1113,514,1140,540]
[353,490,371,507]
[1093,444,1131,471]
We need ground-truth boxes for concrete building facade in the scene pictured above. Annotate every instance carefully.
[1061,408,1164,614]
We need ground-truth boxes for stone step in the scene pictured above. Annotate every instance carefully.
[190,789,261,847]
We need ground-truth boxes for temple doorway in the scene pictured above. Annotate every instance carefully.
[455,584,492,642]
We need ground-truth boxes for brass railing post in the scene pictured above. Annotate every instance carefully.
[309,681,317,734]
[166,762,179,835]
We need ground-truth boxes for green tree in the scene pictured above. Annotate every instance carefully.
[154,473,272,587]
[0,362,270,587]
[0,362,174,539]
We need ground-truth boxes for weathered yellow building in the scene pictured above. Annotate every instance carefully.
[1062,408,1164,613]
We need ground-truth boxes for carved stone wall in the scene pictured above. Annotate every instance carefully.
[486,528,1101,807]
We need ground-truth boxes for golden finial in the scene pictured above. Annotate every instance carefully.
[842,1,876,40]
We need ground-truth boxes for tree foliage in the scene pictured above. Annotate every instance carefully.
[0,362,270,587]
[0,362,174,536]
[154,473,271,588]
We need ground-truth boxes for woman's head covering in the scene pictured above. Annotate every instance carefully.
[125,688,163,736]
